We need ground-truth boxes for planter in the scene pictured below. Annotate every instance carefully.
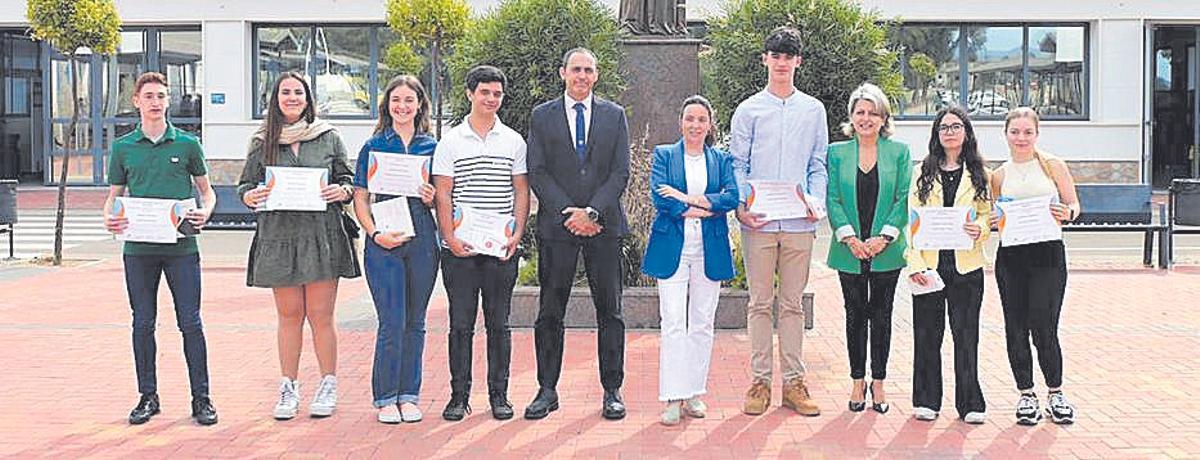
[510,286,814,330]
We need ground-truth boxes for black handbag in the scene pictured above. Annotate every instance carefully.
[340,206,360,239]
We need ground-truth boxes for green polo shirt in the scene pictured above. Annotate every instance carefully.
[108,123,208,256]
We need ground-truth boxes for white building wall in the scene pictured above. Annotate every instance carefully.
[4,0,1200,173]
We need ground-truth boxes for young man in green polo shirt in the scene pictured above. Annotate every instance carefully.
[103,72,218,426]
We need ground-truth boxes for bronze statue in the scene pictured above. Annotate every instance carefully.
[620,0,687,36]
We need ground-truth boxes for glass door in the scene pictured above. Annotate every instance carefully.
[1151,25,1200,188]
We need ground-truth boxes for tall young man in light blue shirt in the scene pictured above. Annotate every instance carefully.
[730,26,829,417]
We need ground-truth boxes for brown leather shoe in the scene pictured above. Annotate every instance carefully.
[782,378,821,416]
[743,380,771,415]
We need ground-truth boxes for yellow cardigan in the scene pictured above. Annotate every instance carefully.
[905,167,993,274]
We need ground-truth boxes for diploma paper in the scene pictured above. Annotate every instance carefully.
[910,207,975,250]
[909,269,946,296]
[366,152,430,197]
[747,180,809,221]
[261,166,328,212]
[453,207,516,258]
[115,197,196,244]
[371,197,415,237]
[996,195,1062,246]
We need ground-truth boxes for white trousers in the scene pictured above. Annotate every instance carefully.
[658,229,721,401]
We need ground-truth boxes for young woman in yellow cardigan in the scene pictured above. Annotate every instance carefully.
[906,106,992,424]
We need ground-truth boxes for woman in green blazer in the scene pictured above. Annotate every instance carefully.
[825,83,911,414]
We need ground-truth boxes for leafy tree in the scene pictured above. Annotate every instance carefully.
[385,0,471,137]
[27,0,121,266]
[705,0,903,140]
[446,0,625,136]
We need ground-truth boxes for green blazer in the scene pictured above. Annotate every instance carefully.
[825,136,912,273]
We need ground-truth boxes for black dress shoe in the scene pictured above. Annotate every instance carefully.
[129,393,161,425]
[602,390,626,420]
[523,388,559,420]
[489,391,514,420]
[442,394,471,421]
[191,395,219,425]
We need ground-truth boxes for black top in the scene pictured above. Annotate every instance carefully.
[857,165,879,271]
[938,167,964,271]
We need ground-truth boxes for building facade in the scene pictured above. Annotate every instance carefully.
[0,0,1197,189]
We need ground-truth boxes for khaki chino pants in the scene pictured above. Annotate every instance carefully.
[743,230,814,383]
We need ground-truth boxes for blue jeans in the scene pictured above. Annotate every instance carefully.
[365,228,440,407]
[124,253,209,397]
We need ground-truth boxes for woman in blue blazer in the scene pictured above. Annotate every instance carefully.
[642,95,739,426]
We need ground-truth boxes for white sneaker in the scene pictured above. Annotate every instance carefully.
[682,397,707,418]
[660,402,682,426]
[963,411,987,424]
[309,375,338,417]
[399,402,423,423]
[273,378,301,420]
[378,405,401,424]
[913,406,938,421]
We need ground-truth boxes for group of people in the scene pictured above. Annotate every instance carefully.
[102,26,1077,430]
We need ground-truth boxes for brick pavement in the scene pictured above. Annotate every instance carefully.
[1,256,1197,459]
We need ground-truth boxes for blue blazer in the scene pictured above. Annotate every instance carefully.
[641,140,739,281]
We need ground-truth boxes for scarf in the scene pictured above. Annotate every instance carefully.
[251,118,336,145]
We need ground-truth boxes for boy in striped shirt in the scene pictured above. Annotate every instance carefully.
[432,65,530,422]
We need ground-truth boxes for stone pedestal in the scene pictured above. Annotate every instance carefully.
[619,38,702,149]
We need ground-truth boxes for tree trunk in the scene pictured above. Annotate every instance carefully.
[431,34,442,139]
[53,54,80,266]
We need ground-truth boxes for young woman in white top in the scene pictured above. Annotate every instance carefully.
[990,107,1079,426]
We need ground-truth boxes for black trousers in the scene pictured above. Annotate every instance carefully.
[534,237,625,392]
[837,268,901,380]
[912,267,986,417]
[995,240,1067,391]
[442,251,517,396]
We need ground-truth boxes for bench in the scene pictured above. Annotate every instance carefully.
[202,184,256,230]
[1063,184,1167,268]
[1166,178,1200,267]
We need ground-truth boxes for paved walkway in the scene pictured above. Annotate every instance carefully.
[1,247,1197,459]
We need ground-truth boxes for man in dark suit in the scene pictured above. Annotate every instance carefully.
[524,47,631,420]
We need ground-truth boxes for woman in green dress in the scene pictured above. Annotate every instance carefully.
[238,71,361,420]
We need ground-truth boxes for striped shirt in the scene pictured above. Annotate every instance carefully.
[431,117,528,215]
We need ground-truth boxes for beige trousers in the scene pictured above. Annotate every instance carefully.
[744,231,814,383]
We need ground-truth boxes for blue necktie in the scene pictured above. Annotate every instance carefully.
[573,102,586,163]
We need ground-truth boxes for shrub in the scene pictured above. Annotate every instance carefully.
[704,0,903,140]
[446,0,625,136]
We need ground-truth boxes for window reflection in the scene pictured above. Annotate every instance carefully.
[1028,27,1086,116]
[162,30,203,119]
[257,27,312,116]
[890,26,960,116]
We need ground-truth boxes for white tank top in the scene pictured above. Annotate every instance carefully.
[1000,159,1058,200]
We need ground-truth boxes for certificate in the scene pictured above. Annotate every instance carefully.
[371,197,415,237]
[261,166,328,212]
[908,269,946,296]
[452,207,516,258]
[910,206,975,250]
[366,152,430,197]
[746,180,810,221]
[996,195,1062,246]
[114,197,196,244]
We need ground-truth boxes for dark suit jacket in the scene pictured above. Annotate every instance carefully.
[527,95,631,241]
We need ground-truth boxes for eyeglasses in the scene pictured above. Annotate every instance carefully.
[938,123,964,134]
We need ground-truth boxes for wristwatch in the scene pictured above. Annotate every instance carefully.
[371,230,382,241]
[584,206,600,222]
[881,234,894,243]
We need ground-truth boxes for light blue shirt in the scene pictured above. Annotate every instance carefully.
[729,88,829,233]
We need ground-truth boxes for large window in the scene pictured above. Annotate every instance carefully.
[45,26,201,184]
[890,23,1088,119]
[254,24,399,119]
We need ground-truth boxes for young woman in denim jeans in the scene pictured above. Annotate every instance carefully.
[352,75,440,424]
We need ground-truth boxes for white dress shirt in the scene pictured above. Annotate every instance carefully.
[564,93,594,144]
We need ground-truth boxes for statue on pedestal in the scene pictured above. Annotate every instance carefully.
[620,0,687,36]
